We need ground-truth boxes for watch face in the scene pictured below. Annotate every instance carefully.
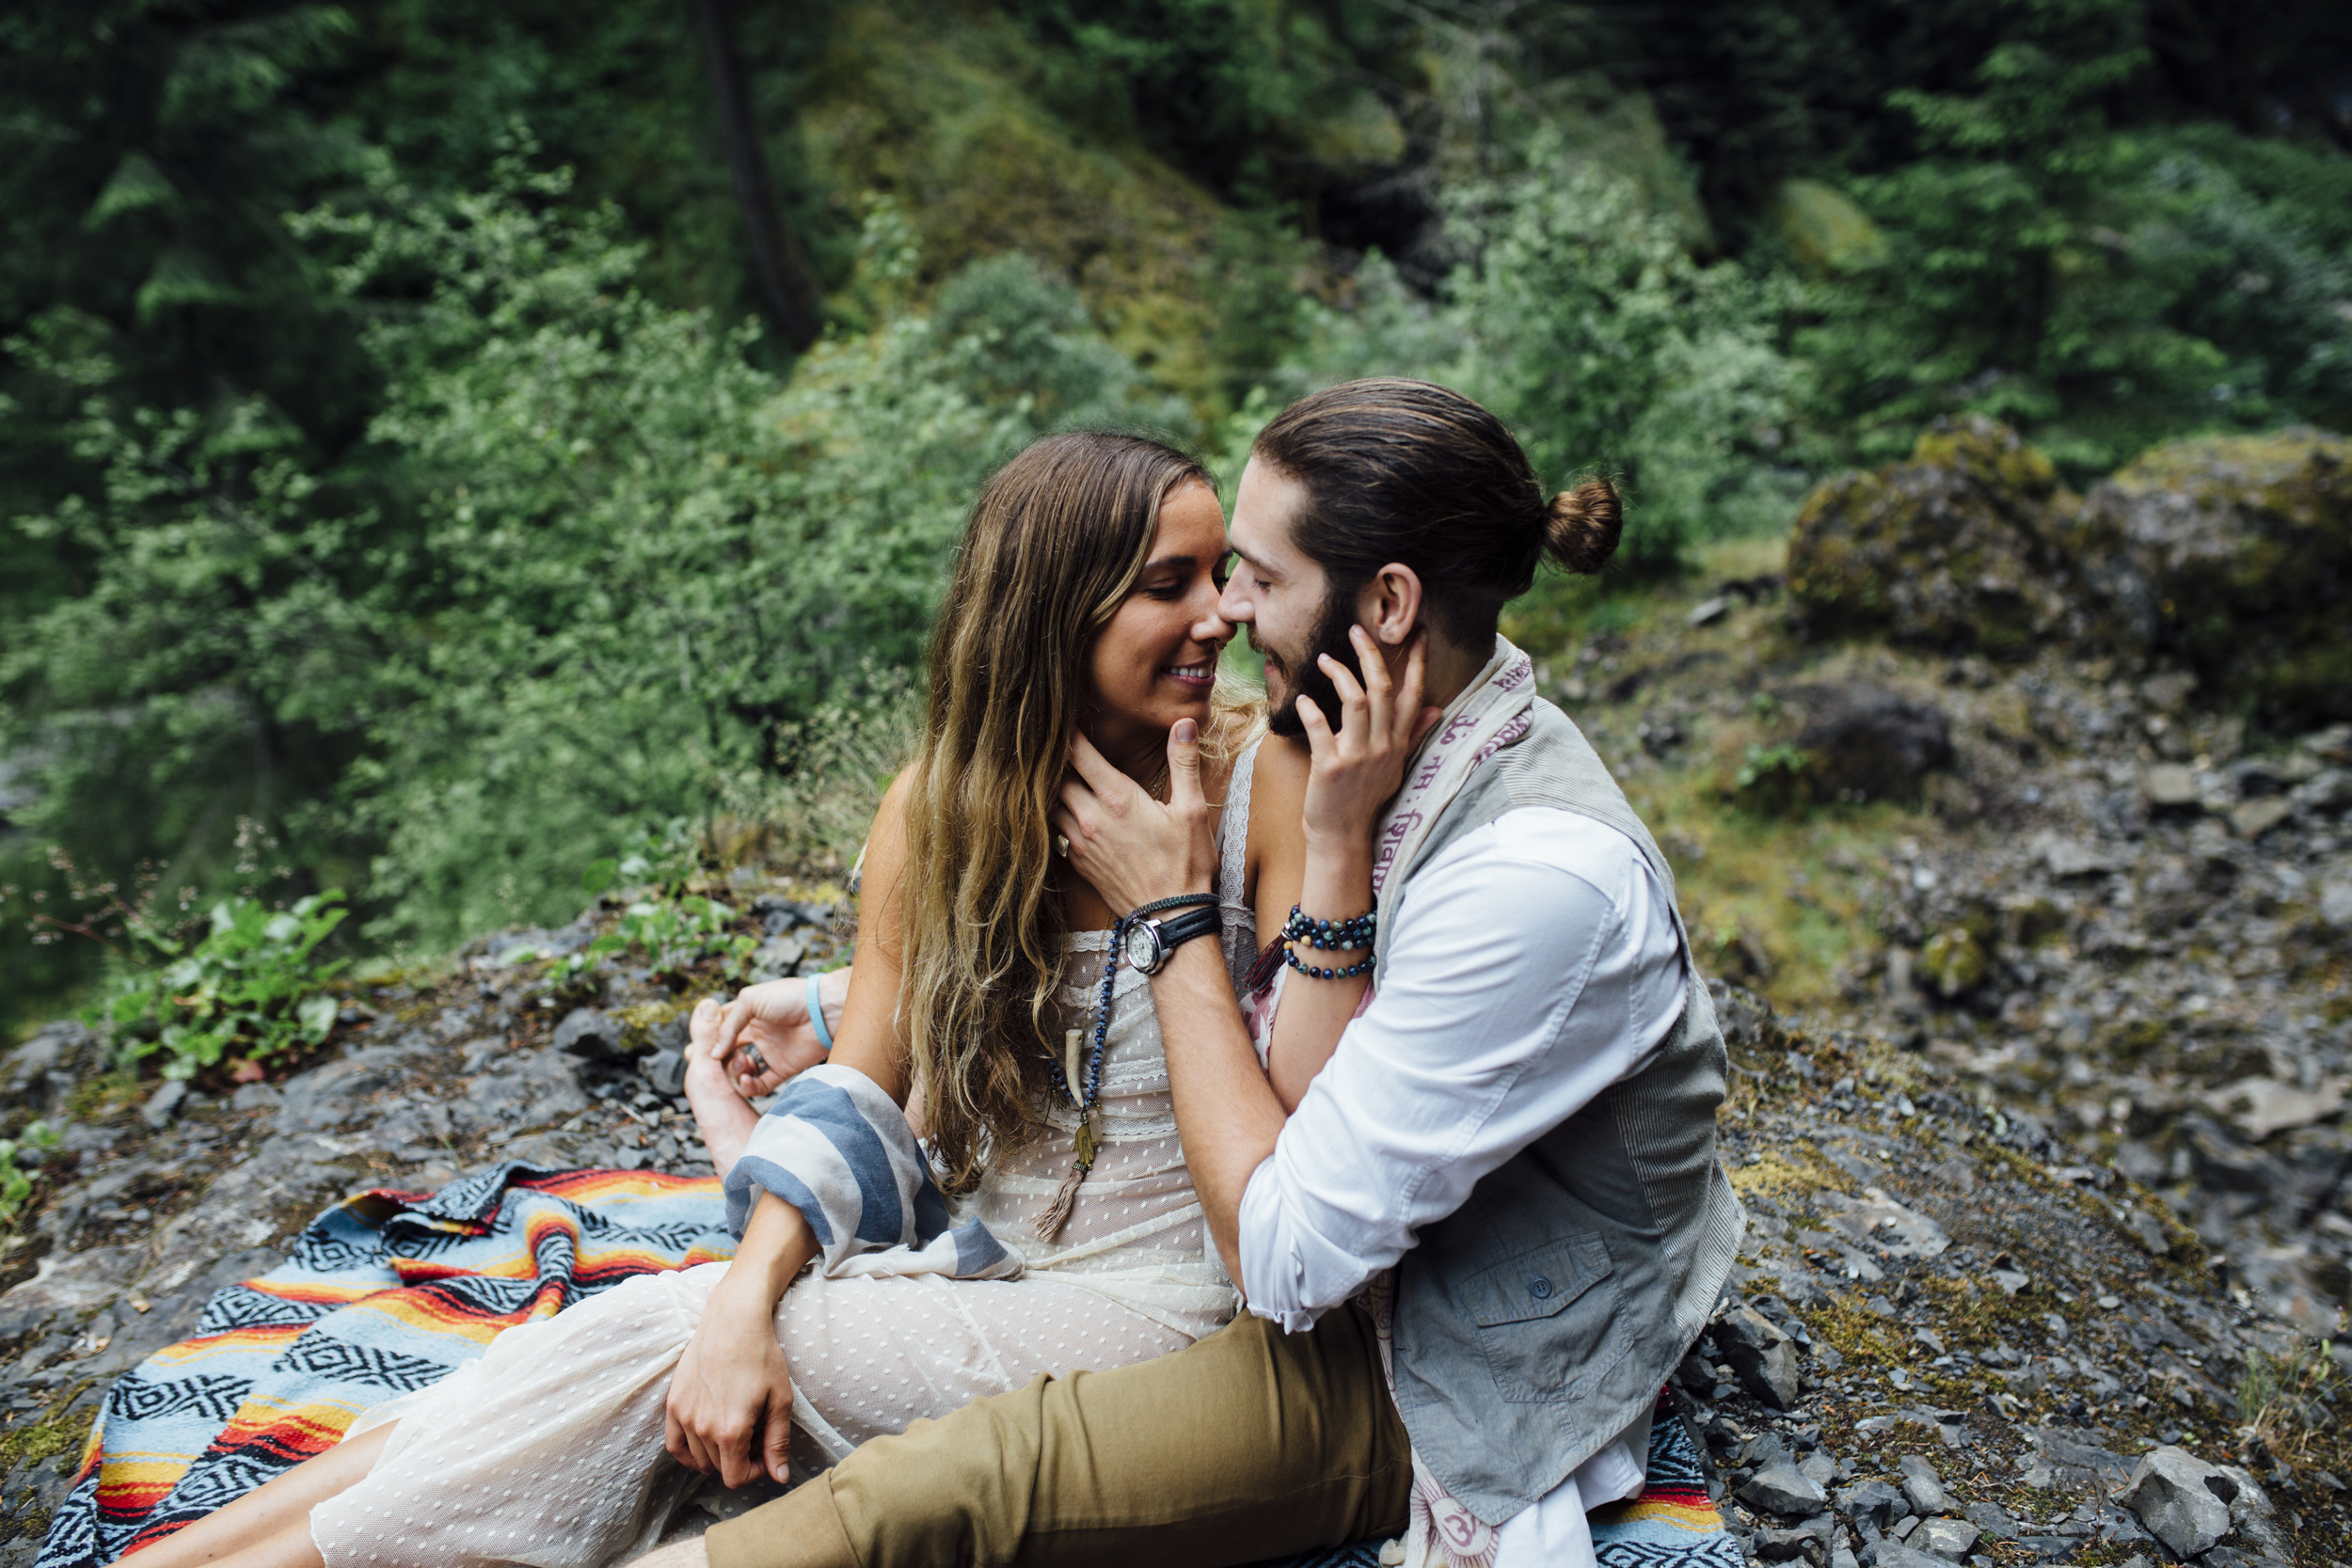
[1121,923,1159,972]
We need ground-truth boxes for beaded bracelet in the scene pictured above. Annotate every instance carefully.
[1283,946,1375,981]
[1279,905,1376,952]
[1279,904,1376,981]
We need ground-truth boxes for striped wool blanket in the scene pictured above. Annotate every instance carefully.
[40,1163,1734,1568]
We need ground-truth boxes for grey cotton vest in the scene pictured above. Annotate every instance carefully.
[1381,697,1745,1526]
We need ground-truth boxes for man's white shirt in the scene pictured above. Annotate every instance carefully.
[1236,805,1689,1566]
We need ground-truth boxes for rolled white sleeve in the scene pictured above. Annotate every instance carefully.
[1238,808,1686,1329]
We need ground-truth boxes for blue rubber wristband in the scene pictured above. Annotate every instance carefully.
[805,971,835,1053]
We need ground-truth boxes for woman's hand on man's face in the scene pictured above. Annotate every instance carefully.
[1055,722,1218,915]
[1296,627,1442,850]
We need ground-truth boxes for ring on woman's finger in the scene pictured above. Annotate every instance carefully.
[1054,833,1071,858]
[742,1043,769,1077]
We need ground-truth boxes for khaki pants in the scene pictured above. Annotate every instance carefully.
[704,1306,1412,1568]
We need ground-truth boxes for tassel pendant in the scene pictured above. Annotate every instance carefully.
[1034,1110,1098,1242]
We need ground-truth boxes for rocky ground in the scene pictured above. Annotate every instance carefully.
[1696,989,2347,1568]
[1561,591,2352,1339]
[1520,423,2352,1342]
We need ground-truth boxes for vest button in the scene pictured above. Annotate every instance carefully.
[1529,1275,1552,1299]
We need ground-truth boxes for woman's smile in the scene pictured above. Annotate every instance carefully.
[1160,659,1216,691]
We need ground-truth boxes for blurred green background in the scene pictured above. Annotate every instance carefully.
[4,0,2349,1030]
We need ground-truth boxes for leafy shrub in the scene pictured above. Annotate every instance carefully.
[6,149,1181,973]
[1265,138,1807,573]
[1795,12,2352,477]
[94,892,349,1079]
[0,1121,63,1224]
[1733,743,1811,815]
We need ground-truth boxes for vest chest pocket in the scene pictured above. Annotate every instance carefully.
[1460,1233,1618,1404]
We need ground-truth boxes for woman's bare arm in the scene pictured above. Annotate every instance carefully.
[665,778,916,1486]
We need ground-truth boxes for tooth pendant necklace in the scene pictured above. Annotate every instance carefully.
[1037,919,1121,1241]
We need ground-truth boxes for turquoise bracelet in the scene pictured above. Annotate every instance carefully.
[805,971,835,1053]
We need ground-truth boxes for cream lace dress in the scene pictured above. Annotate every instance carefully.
[309,751,1263,1568]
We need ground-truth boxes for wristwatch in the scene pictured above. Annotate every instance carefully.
[1120,898,1221,975]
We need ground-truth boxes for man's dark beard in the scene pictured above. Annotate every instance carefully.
[1260,591,1361,738]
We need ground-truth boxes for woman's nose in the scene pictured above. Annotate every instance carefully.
[1192,580,1234,645]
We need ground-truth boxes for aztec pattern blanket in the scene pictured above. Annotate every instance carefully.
[39,1164,1734,1568]
[37,1164,736,1568]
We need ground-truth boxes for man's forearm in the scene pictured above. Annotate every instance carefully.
[1148,940,1287,1290]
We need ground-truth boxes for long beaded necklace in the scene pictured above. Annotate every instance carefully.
[1035,921,1122,1241]
[1033,761,1193,1240]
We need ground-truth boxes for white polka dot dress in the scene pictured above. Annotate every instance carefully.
[310,755,1265,1568]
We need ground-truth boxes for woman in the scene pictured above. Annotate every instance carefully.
[118,430,1427,1568]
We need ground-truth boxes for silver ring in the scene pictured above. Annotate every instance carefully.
[742,1044,770,1077]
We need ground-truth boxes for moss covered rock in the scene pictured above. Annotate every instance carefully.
[2069,430,2352,725]
[1786,419,2089,659]
[798,3,1229,406]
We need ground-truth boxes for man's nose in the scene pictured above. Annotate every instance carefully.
[1216,578,1253,626]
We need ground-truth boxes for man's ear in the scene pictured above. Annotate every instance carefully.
[1355,562,1423,647]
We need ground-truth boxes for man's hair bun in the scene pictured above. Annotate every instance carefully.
[1543,479,1621,576]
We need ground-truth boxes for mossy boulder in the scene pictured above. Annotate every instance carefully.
[2067,430,2352,726]
[1786,419,2089,659]
[1918,927,1986,998]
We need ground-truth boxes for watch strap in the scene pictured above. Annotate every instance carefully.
[1147,904,1221,963]
[1131,893,1217,920]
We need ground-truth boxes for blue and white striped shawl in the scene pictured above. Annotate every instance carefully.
[723,1063,1019,1280]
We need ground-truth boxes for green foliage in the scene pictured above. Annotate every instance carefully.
[516,895,756,994]
[1271,142,1807,572]
[95,892,349,1080]
[1793,0,2352,474]
[1734,743,1812,816]
[0,1121,63,1224]
[1003,0,1409,198]
[1736,743,1810,792]
[5,146,1178,991]
[2239,1336,2342,1452]
[318,163,1169,944]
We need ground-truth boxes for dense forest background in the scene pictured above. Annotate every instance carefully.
[5,0,2351,1031]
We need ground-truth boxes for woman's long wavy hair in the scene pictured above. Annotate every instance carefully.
[898,431,1216,1194]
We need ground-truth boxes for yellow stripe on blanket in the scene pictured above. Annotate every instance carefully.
[1591,1499,1724,1531]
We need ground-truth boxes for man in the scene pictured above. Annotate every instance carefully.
[675,379,1743,1568]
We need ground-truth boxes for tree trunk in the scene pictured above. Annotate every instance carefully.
[689,0,823,350]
